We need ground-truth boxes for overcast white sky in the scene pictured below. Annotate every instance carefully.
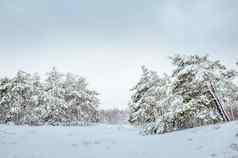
[0,0,238,109]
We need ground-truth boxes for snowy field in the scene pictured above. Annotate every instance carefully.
[0,122,238,158]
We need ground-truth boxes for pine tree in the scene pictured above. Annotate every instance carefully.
[63,73,99,122]
[170,55,235,127]
[0,68,100,125]
[131,55,238,135]
[28,73,46,124]
[43,67,67,123]
[0,71,35,124]
[128,66,167,126]
[0,77,11,123]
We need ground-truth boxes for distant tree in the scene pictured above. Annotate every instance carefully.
[99,108,128,124]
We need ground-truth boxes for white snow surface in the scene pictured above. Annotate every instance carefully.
[0,122,238,158]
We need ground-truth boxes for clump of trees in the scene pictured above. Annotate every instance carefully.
[0,67,100,125]
[98,108,129,124]
[128,55,238,135]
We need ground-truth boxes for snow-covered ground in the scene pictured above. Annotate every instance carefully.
[0,122,238,158]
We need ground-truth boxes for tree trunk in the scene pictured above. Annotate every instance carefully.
[208,81,230,122]
[230,104,235,121]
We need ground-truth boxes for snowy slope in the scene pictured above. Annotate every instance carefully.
[0,122,238,158]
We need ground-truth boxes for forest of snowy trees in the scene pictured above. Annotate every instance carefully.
[128,54,238,135]
[0,54,238,136]
[0,67,100,125]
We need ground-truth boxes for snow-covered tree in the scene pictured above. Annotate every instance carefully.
[222,62,238,120]
[42,67,67,123]
[0,68,100,125]
[0,77,11,123]
[128,66,172,126]
[0,71,35,124]
[28,73,48,124]
[63,73,99,122]
[130,55,238,135]
[143,79,184,135]
[128,66,159,126]
[170,55,236,125]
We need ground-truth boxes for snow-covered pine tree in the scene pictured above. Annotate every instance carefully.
[0,68,100,125]
[220,63,238,120]
[82,89,100,122]
[43,67,67,124]
[128,66,170,126]
[27,73,46,124]
[134,55,238,135]
[170,54,234,128]
[0,77,11,123]
[0,72,44,124]
[63,73,99,123]
[0,71,35,124]
[218,77,238,120]
[128,66,158,126]
[142,76,184,135]
[63,73,79,121]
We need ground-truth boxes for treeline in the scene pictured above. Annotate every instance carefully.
[0,67,99,125]
[98,108,129,124]
[128,54,238,135]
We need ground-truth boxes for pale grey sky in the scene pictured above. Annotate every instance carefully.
[0,0,238,109]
